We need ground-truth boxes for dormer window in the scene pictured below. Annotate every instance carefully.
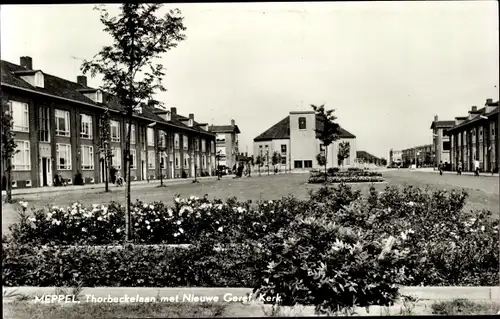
[34,71,44,88]
[166,111,171,121]
[188,119,193,127]
[95,90,103,103]
[298,117,306,130]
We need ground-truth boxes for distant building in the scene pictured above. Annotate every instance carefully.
[446,99,499,172]
[389,149,402,167]
[356,151,384,166]
[253,111,356,170]
[430,116,455,166]
[209,120,241,170]
[401,144,434,168]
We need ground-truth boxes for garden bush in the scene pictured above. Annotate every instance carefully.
[308,175,385,184]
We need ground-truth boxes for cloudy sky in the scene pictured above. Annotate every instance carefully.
[1,1,498,158]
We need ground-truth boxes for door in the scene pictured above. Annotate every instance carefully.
[42,158,48,186]
[100,159,105,183]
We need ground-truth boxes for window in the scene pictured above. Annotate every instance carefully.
[298,117,306,130]
[112,147,122,169]
[8,101,29,132]
[196,155,200,168]
[148,150,155,169]
[35,72,44,87]
[281,156,287,165]
[174,133,180,149]
[56,144,72,170]
[281,144,287,153]
[193,138,199,152]
[130,149,137,169]
[159,130,166,148]
[55,109,70,136]
[183,135,189,150]
[442,141,451,151]
[126,123,136,144]
[304,160,313,168]
[210,141,214,153]
[160,154,166,169]
[184,156,188,168]
[81,145,94,170]
[147,127,154,146]
[110,120,120,142]
[202,155,206,168]
[80,114,93,139]
[294,160,303,169]
[95,90,103,103]
[140,127,146,149]
[175,153,180,169]
[201,139,206,152]
[39,106,50,142]
[12,140,30,170]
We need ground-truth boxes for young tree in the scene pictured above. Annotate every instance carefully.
[312,104,340,176]
[316,153,327,167]
[95,108,112,192]
[1,100,19,203]
[256,155,263,176]
[81,3,187,241]
[337,141,350,167]
[271,151,279,174]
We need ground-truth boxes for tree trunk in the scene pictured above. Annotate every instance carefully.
[125,117,133,242]
[104,144,109,192]
[6,157,12,203]
[324,146,328,181]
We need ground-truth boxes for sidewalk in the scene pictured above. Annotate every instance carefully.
[417,168,499,177]
[1,175,228,197]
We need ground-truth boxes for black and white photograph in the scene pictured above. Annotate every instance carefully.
[1,1,499,318]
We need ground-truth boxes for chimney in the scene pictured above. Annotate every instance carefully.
[170,107,177,115]
[486,98,493,105]
[77,75,87,87]
[188,113,194,127]
[471,106,477,112]
[245,152,248,157]
[20,56,33,70]
[434,115,438,122]
[231,119,235,126]
[189,113,194,120]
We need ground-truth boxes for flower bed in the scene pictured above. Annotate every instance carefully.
[308,175,385,184]
[3,184,499,292]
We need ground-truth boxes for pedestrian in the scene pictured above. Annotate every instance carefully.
[439,161,443,176]
[474,159,480,176]
[457,162,462,175]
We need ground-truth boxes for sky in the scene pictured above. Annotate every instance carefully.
[1,1,498,159]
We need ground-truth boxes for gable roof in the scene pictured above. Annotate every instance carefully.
[253,114,356,142]
[1,59,214,137]
[447,103,499,133]
[209,124,241,134]
[357,150,380,161]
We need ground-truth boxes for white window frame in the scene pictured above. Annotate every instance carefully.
[95,90,103,103]
[159,131,166,148]
[211,141,215,153]
[110,120,120,142]
[9,101,30,132]
[81,145,94,170]
[184,156,188,168]
[56,143,72,170]
[201,139,206,152]
[183,135,189,150]
[148,150,155,169]
[112,147,122,169]
[12,140,31,171]
[174,133,180,149]
[80,114,93,139]
[147,127,155,146]
[55,109,70,137]
[130,149,137,169]
[35,72,44,88]
[126,123,136,144]
[202,155,206,168]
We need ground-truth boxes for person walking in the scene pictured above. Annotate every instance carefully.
[438,161,443,176]
[474,159,480,176]
[457,162,462,175]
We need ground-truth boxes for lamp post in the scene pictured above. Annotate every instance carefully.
[192,155,199,184]
[259,149,262,177]
[156,133,166,188]
[216,150,221,180]
[266,151,270,175]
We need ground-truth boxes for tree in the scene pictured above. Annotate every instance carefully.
[1,100,19,203]
[337,141,350,167]
[256,155,263,176]
[316,153,326,167]
[271,151,279,174]
[96,108,112,192]
[381,157,387,166]
[312,104,340,176]
[82,3,187,241]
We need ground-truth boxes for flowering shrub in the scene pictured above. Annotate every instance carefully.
[308,175,385,184]
[252,215,408,314]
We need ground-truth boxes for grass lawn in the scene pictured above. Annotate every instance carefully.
[2,170,498,233]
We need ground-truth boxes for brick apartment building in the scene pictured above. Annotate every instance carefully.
[1,56,216,189]
[208,120,240,171]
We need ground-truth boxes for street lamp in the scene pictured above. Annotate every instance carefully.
[216,150,222,180]
[192,155,199,184]
[156,132,166,188]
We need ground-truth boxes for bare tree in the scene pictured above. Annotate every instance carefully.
[1,99,19,203]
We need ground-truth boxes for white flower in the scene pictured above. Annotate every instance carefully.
[46,212,53,219]
[155,218,160,222]
[174,233,179,237]
[147,225,151,230]
[116,228,122,233]
[145,220,150,225]
[189,196,199,201]
[407,229,414,234]
[18,201,28,208]
[176,220,182,225]
[407,201,415,207]
[268,200,273,204]
[481,225,485,231]
[149,205,154,210]
[82,227,87,232]
[217,226,223,232]
[401,232,407,241]
[28,217,36,222]
[180,206,194,216]
[134,223,139,226]
[237,207,246,213]
[167,208,173,217]
[179,228,184,234]
[143,204,148,209]
[97,216,103,221]
[175,197,181,203]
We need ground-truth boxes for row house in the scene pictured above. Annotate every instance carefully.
[446,99,499,172]
[208,119,241,171]
[1,56,216,189]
